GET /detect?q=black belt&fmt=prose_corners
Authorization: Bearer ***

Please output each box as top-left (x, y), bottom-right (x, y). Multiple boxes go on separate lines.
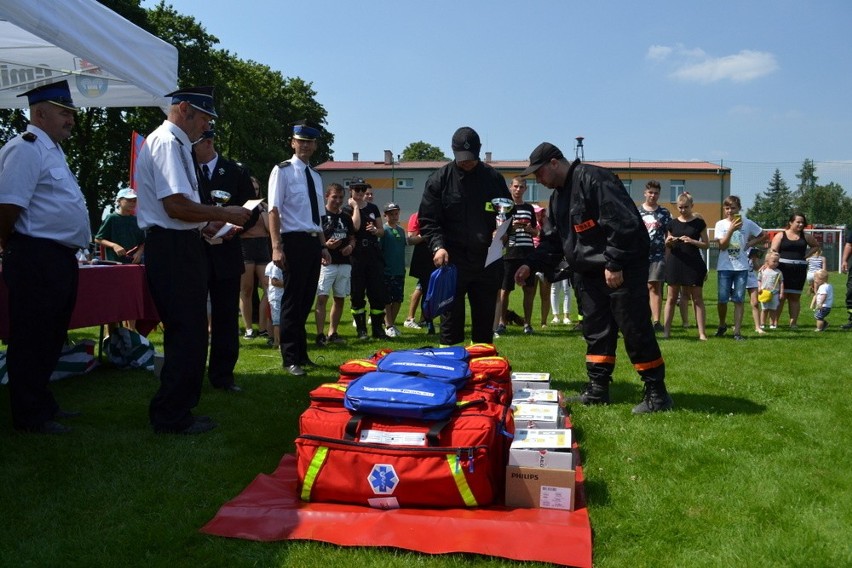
top-left (282, 231), bottom-right (319, 238)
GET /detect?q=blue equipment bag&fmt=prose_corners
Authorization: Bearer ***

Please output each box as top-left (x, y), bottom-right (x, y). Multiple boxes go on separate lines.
top-left (376, 351), bottom-right (471, 387)
top-left (422, 264), bottom-right (457, 320)
top-left (343, 371), bottom-right (459, 420)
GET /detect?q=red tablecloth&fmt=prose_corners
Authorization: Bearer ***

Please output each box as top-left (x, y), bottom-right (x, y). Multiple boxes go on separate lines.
top-left (0, 264), bottom-right (160, 339)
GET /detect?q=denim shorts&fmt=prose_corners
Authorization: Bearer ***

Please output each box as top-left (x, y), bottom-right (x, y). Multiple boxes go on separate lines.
top-left (717, 270), bottom-right (748, 303)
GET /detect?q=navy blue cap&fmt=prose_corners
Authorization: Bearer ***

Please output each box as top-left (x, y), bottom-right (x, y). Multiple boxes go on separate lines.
top-left (17, 80), bottom-right (76, 111)
top-left (451, 126), bottom-right (481, 162)
top-left (165, 86), bottom-right (218, 118)
top-left (293, 119), bottom-right (322, 140)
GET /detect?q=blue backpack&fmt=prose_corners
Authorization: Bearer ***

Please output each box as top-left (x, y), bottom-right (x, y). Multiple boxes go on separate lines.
top-left (343, 371), bottom-right (459, 420)
top-left (422, 264), bottom-right (457, 320)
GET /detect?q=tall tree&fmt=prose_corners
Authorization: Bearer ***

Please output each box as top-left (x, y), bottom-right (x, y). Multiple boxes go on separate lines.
top-left (747, 169), bottom-right (793, 228)
top-left (794, 158), bottom-right (818, 197)
top-left (401, 141), bottom-right (448, 161)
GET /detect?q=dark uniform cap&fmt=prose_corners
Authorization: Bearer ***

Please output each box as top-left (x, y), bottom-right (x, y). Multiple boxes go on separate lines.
top-left (292, 119), bottom-right (322, 140)
top-left (349, 177), bottom-right (368, 190)
top-left (165, 85), bottom-right (218, 118)
top-left (17, 80), bottom-right (76, 111)
top-left (520, 142), bottom-right (565, 176)
top-left (451, 126), bottom-right (481, 162)
top-left (384, 203), bottom-right (400, 213)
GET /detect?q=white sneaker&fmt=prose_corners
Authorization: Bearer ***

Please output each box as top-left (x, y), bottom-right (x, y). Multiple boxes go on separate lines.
top-left (551, 316), bottom-right (560, 324)
top-left (385, 325), bottom-right (401, 337)
top-left (403, 318), bottom-right (420, 329)
top-left (563, 317), bottom-right (572, 325)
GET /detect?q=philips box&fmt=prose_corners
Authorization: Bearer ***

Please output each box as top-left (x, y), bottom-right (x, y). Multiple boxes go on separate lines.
top-left (504, 466), bottom-right (575, 511)
top-left (511, 402), bottom-right (562, 429)
top-left (511, 372), bottom-right (551, 391)
top-left (509, 429), bottom-right (574, 470)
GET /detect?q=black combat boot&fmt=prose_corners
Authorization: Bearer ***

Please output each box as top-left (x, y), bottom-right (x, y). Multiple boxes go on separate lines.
top-left (566, 379), bottom-right (610, 405)
top-left (354, 313), bottom-right (368, 340)
top-left (371, 313), bottom-right (389, 339)
top-left (632, 380), bottom-right (674, 414)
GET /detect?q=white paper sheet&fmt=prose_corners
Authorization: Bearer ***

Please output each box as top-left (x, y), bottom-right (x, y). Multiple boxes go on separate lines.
top-left (485, 220), bottom-right (510, 267)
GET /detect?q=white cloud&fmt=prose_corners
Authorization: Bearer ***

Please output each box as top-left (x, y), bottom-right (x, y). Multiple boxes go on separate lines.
top-left (649, 44), bottom-right (778, 83)
top-left (646, 45), bottom-right (672, 61)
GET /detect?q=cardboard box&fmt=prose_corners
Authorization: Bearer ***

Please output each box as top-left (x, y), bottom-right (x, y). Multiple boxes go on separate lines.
top-left (505, 466), bottom-right (575, 510)
top-left (511, 402), bottom-right (562, 429)
top-left (512, 388), bottom-right (563, 405)
top-left (509, 428), bottom-right (574, 470)
top-left (511, 371), bottom-right (550, 391)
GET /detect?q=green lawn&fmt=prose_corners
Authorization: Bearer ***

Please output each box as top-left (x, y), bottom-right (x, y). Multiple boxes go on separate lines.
top-left (1, 271), bottom-right (850, 568)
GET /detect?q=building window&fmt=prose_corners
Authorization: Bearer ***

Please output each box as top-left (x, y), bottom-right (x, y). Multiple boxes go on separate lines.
top-left (670, 180), bottom-right (685, 202)
top-left (396, 178), bottom-right (414, 190)
top-left (622, 179), bottom-right (632, 197)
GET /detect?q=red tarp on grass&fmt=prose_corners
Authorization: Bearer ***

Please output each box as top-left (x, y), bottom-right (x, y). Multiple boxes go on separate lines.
top-left (201, 454), bottom-right (592, 568)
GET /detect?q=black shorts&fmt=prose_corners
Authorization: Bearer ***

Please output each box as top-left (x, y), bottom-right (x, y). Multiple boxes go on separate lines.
top-left (502, 258), bottom-right (535, 291)
top-left (241, 237), bottom-right (271, 264)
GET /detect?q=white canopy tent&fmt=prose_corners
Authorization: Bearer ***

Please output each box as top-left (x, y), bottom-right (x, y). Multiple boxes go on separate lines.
top-left (0, 0), bottom-right (178, 110)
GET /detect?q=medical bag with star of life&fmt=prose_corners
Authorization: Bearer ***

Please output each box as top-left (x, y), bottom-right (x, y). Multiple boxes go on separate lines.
top-left (295, 364), bottom-right (515, 509)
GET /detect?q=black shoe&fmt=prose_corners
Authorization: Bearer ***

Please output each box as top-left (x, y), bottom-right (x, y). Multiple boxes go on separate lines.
top-left (653, 321), bottom-right (664, 333)
top-left (20, 420), bottom-right (72, 434)
top-left (357, 330), bottom-right (369, 340)
top-left (714, 325), bottom-right (728, 337)
top-left (733, 333), bottom-right (747, 341)
top-left (327, 332), bottom-right (345, 345)
top-left (222, 384), bottom-right (242, 393)
top-left (841, 321), bottom-right (852, 330)
top-left (54, 409), bottom-right (82, 420)
top-left (315, 333), bottom-right (327, 347)
top-left (178, 418), bottom-right (217, 435)
top-left (257, 330), bottom-right (269, 337)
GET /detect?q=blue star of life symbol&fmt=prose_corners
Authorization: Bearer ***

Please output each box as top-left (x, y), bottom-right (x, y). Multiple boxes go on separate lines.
top-left (368, 464), bottom-right (398, 495)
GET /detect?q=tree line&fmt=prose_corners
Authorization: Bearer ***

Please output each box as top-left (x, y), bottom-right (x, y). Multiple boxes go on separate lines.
top-left (747, 159), bottom-right (852, 228)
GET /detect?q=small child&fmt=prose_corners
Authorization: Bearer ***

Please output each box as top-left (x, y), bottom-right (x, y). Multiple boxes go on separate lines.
top-left (811, 269), bottom-right (833, 331)
top-left (805, 252), bottom-right (827, 295)
top-left (265, 261), bottom-right (285, 347)
top-left (758, 252), bottom-right (783, 330)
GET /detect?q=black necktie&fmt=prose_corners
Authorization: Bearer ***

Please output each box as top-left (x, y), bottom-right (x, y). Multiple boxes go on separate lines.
top-left (305, 166), bottom-right (320, 226)
top-left (202, 164), bottom-right (211, 180)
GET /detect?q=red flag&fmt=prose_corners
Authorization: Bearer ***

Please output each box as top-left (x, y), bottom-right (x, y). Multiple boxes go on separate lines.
top-left (129, 131), bottom-right (146, 189)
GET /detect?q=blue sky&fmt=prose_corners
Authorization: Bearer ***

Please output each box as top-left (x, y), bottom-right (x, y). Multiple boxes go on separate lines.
top-left (144, 0), bottom-right (852, 206)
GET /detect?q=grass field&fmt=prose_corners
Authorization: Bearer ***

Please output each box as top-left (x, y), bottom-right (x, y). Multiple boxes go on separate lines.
top-left (1, 271), bottom-right (850, 568)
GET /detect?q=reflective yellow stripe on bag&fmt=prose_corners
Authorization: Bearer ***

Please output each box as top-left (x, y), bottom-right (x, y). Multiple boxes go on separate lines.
top-left (445, 453), bottom-right (478, 507)
top-left (301, 446), bottom-right (329, 502)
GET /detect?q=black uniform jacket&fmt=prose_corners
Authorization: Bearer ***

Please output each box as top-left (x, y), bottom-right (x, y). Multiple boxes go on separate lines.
top-left (418, 161), bottom-right (510, 256)
top-left (527, 160), bottom-right (649, 276)
top-left (196, 156), bottom-right (259, 280)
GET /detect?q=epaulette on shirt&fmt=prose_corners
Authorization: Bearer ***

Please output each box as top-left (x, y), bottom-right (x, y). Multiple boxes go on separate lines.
top-left (277, 161), bottom-right (291, 168)
top-left (22, 132), bottom-right (37, 142)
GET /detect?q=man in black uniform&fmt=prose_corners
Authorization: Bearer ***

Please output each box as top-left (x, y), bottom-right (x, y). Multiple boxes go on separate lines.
top-left (515, 142), bottom-right (673, 414)
top-left (343, 178), bottom-right (387, 340)
top-left (418, 126), bottom-right (511, 346)
top-left (193, 130), bottom-right (258, 392)
top-left (0, 80), bottom-right (90, 434)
